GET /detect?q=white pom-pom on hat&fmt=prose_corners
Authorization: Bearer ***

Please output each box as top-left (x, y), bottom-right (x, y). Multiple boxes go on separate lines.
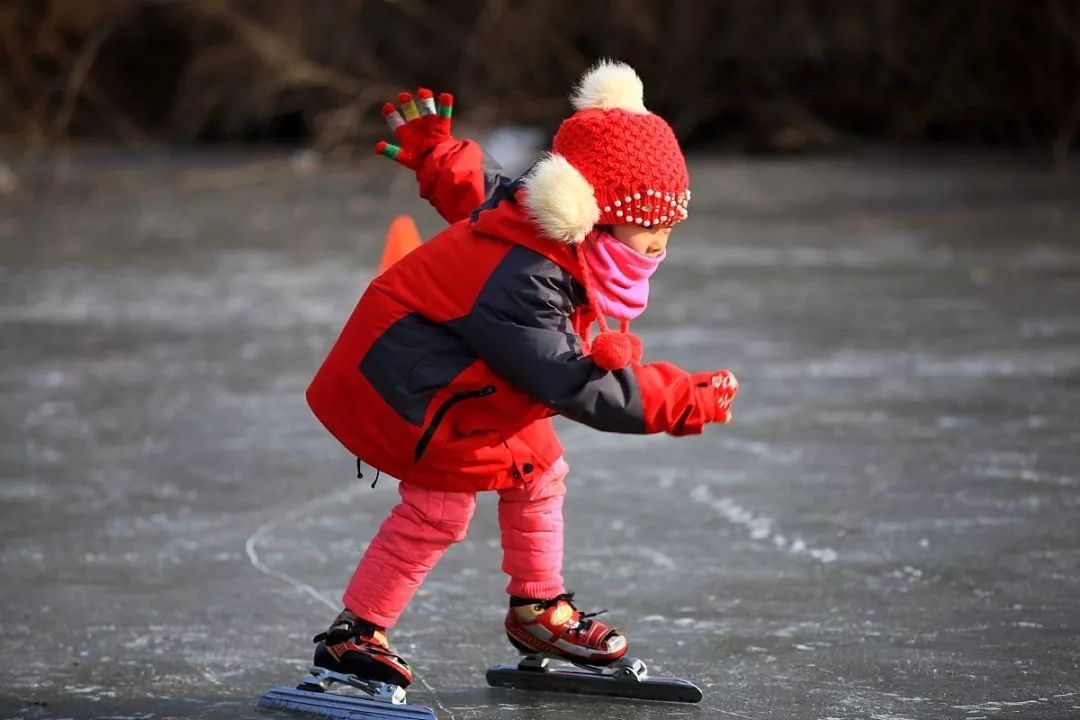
top-left (522, 153), bottom-right (601, 245)
top-left (570, 60), bottom-right (648, 114)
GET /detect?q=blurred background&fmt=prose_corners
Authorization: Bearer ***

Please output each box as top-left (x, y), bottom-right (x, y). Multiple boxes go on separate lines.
top-left (2, 0), bottom-right (1080, 160)
top-left (3, 3), bottom-right (1080, 720)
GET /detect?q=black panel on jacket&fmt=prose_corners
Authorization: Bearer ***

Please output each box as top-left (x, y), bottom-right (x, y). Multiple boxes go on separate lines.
top-left (359, 313), bottom-right (478, 426)
top-left (462, 245), bottom-right (646, 433)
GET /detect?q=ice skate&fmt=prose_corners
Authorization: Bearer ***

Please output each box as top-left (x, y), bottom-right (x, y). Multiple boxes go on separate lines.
top-left (311, 610), bottom-right (413, 688)
top-left (256, 612), bottom-right (435, 720)
top-left (504, 592), bottom-right (627, 665)
top-left (488, 593), bottom-right (702, 703)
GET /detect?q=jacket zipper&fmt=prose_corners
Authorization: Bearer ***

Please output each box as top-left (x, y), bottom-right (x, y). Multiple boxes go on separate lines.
top-left (414, 385), bottom-right (497, 461)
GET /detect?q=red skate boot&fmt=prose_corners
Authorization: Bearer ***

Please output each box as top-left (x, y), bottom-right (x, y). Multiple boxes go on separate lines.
top-left (312, 610), bottom-right (413, 687)
top-left (504, 592), bottom-right (627, 665)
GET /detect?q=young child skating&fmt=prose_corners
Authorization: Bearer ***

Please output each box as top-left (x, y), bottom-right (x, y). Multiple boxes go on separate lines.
top-left (305, 61), bottom-right (739, 687)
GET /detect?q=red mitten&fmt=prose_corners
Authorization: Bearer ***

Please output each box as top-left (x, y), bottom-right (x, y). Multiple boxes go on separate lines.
top-left (690, 369), bottom-right (739, 426)
top-left (633, 363), bottom-right (739, 436)
top-left (374, 89), bottom-right (455, 170)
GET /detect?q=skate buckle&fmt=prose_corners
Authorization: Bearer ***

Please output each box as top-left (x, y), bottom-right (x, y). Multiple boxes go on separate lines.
top-left (300, 666), bottom-right (407, 704)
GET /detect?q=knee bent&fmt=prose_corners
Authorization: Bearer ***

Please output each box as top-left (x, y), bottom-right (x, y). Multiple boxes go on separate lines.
top-left (395, 500), bottom-right (473, 544)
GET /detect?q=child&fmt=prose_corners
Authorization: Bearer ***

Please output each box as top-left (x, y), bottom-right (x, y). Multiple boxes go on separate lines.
top-left (305, 61), bottom-right (739, 687)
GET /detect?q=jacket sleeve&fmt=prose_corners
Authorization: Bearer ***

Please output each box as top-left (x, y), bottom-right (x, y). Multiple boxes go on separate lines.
top-left (460, 246), bottom-right (710, 435)
top-left (416, 139), bottom-right (513, 224)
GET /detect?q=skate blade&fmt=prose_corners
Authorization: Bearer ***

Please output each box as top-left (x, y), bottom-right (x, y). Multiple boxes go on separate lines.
top-left (486, 662), bottom-right (703, 703)
top-left (257, 686), bottom-right (436, 720)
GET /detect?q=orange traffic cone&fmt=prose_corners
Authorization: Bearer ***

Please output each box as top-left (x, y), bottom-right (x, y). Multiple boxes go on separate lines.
top-left (377, 215), bottom-right (422, 276)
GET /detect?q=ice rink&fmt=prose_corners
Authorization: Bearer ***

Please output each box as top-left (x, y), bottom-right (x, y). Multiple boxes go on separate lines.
top-left (2, 152), bottom-right (1079, 719)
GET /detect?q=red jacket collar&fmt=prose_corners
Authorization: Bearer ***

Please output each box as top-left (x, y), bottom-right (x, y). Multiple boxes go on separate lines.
top-left (470, 188), bottom-right (586, 285)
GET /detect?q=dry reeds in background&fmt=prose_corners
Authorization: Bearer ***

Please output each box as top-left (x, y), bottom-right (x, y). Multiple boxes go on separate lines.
top-left (2, 0), bottom-right (1079, 160)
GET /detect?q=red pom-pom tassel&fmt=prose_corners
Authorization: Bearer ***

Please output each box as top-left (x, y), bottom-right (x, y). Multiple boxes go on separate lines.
top-left (591, 331), bottom-right (633, 371)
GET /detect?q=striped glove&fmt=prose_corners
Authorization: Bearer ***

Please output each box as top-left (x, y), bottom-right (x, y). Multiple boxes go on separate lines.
top-left (374, 89), bottom-right (454, 170)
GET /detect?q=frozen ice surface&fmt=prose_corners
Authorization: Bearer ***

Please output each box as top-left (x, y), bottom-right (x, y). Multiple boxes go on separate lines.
top-left (1, 149), bottom-right (1079, 719)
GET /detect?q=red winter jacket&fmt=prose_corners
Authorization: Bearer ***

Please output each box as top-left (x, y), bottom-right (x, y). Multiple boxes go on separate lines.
top-left (306, 139), bottom-right (715, 492)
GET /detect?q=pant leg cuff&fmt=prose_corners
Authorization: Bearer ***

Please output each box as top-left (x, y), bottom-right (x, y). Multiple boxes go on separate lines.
top-left (506, 577), bottom-right (565, 600)
top-left (342, 592), bottom-right (398, 629)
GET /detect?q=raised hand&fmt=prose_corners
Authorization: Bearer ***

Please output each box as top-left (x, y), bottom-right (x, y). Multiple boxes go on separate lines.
top-left (374, 89), bottom-right (455, 170)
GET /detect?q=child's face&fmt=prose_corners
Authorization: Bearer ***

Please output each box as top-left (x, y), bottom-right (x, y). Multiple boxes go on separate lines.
top-left (611, 224), bottom-right (671, 259)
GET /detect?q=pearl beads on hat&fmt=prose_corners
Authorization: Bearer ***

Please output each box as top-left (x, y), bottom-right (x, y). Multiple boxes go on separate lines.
top-left (600, 187), bottom-right (690, 228)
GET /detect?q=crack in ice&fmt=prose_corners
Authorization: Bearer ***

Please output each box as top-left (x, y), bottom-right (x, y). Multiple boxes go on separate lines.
top-left (690, 484), bottom-right (838, 563)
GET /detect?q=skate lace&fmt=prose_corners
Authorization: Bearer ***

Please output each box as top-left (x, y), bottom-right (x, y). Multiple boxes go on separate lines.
top-left (539, 592), bottom-right (609, 636)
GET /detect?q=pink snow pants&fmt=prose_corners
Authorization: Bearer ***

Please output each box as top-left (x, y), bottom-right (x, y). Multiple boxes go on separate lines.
top-left (343, 458), bottom-right (569, 628)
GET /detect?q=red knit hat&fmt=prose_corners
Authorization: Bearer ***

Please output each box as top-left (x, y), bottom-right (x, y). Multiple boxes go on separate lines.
top-left (522, 61), bottom-right (691, 245)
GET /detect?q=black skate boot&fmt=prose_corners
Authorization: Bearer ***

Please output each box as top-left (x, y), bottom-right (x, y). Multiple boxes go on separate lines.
top-left (312, 609), bottom-right (413, 688)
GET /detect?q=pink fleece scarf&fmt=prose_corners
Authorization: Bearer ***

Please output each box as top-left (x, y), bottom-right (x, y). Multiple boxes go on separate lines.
top-left (580, 229), bottom-right (665, 321)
